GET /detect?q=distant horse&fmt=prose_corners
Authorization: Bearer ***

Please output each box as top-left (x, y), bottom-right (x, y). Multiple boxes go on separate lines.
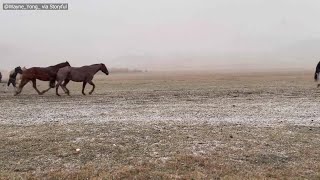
top-left (6, 66), bottom-right (23, 90)
top-left (15, 61), bottom-right (71, 96)
top-left (0, 71), bottom-right (2, 83)
top-left (315, 61), bottom-right (320, 87)
top-left (55, 63), bottom-right (109, 96)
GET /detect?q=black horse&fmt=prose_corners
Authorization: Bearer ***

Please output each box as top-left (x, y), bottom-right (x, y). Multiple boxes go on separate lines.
top-left (7, 66), bottom-right (23, 89)
top-left (315, 61), bottom-right (320, 87)
top-left (0, 71), bottom-right (2, 83)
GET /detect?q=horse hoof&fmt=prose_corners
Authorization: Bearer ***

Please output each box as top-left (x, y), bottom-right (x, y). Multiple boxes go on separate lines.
top-left (56, 94), bottom-right (61, 96)
top-left (89, 92), bottom-right (93, 95)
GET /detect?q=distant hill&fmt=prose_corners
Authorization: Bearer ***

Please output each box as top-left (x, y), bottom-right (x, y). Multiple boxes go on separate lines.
top-left (109, 68), bottom-right (147, 74)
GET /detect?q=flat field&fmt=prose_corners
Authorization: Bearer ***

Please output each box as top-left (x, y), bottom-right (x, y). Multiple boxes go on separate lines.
top-left (0, 71), bottom-right (319, 179)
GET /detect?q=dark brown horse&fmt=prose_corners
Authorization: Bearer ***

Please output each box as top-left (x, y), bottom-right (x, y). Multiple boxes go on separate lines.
top-left (56, 63), bottom-right (109, 96)
top-left (15, 61), bottom-right (70, 95)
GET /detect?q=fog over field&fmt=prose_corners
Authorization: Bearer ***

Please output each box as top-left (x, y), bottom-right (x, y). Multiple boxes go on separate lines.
top-left (2, 1), bottom-right (320, 178)
top-left (1, 0), bottom-right (320, 71)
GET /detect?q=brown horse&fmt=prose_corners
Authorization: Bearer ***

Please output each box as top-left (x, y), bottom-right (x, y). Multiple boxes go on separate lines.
top-left (15, 61), bottom-right (71, 96)
top-left (56, 63), bottom-right (109, 96)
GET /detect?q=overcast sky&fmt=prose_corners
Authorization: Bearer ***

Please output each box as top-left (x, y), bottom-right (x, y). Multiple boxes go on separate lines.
top-left (1, 0), bottom-right (320, 70)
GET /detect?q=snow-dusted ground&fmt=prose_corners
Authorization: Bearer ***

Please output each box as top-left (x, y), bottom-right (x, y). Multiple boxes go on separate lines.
top-left (1, 72), bottom-right (320, 179)
top-left (0, 72), bottom-right (319, 127)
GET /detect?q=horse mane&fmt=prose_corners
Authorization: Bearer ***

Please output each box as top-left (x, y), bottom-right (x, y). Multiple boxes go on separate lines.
top-left (81, 63), bottom-right (103, 68)
top-left (49, 61), bottom-right (70, 68)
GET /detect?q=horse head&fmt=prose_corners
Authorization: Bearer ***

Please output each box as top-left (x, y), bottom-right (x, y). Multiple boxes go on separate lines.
top-left (100, 63), bottom-right (109, 75)
top-left (15, 66), bottom-right (23, 74)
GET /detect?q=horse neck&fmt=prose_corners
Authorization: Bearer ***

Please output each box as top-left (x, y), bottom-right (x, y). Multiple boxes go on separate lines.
top-left (90, 64), bottom-right (102, 75)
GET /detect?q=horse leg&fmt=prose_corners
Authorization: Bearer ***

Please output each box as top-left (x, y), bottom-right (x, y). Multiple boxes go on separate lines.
top-left (14, 78), bottom-right (29, 96)
top-left (62, 79), bottom-right (70, 95)
top-left (31, 79), bottom-right (44, 95)
top-left (12, 81), bottom-right (17, 91)
top-left (41, 87), bottom-right (52, 95)
top-left (82, 82), bottom-right (87, 95)
top-left (40, 81), bottom-right (55, 94)
top-left (318, 84), bottom-right (320, 88)
top-left (50, 80), bottom-right (56, 88)
top-left (6, 81), bottom-right (10, 92)
top-left (88, 81), bottom-right (95, 95)
top-left (6, 79), bottom-right (13, 92)
top-left (55, 80), bottom-right (63, 96)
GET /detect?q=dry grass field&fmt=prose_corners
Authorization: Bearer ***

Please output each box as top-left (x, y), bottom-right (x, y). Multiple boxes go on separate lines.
top-left (0, 71), bottom-right (319, 179)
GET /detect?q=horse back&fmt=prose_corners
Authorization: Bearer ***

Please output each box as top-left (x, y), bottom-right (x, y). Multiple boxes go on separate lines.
top-left (22, 67), bottom-right (56, 81)
top-left (56, 66), bottom-right (72, 80)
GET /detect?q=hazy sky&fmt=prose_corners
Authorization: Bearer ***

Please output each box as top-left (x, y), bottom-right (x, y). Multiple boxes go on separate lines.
top-left (1, 0), bottom-right (320, 70)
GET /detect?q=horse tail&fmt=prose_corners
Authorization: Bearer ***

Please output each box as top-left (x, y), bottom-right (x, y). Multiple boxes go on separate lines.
top-left (50, 80), bottom-right (56, 88)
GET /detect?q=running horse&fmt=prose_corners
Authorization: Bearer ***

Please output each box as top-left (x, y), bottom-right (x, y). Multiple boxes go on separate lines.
top-left (55, 63), bottom-right (109, 96)
top-left (15, 61), bottom-right (70, 95)
top-left (315, 61), bottom-right (320, 88)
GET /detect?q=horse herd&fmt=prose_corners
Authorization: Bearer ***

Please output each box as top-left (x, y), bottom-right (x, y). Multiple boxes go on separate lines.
top-left (2, 62), bottom-right (109, 96)
top-left (2, 61), bottom-right (320, 96)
